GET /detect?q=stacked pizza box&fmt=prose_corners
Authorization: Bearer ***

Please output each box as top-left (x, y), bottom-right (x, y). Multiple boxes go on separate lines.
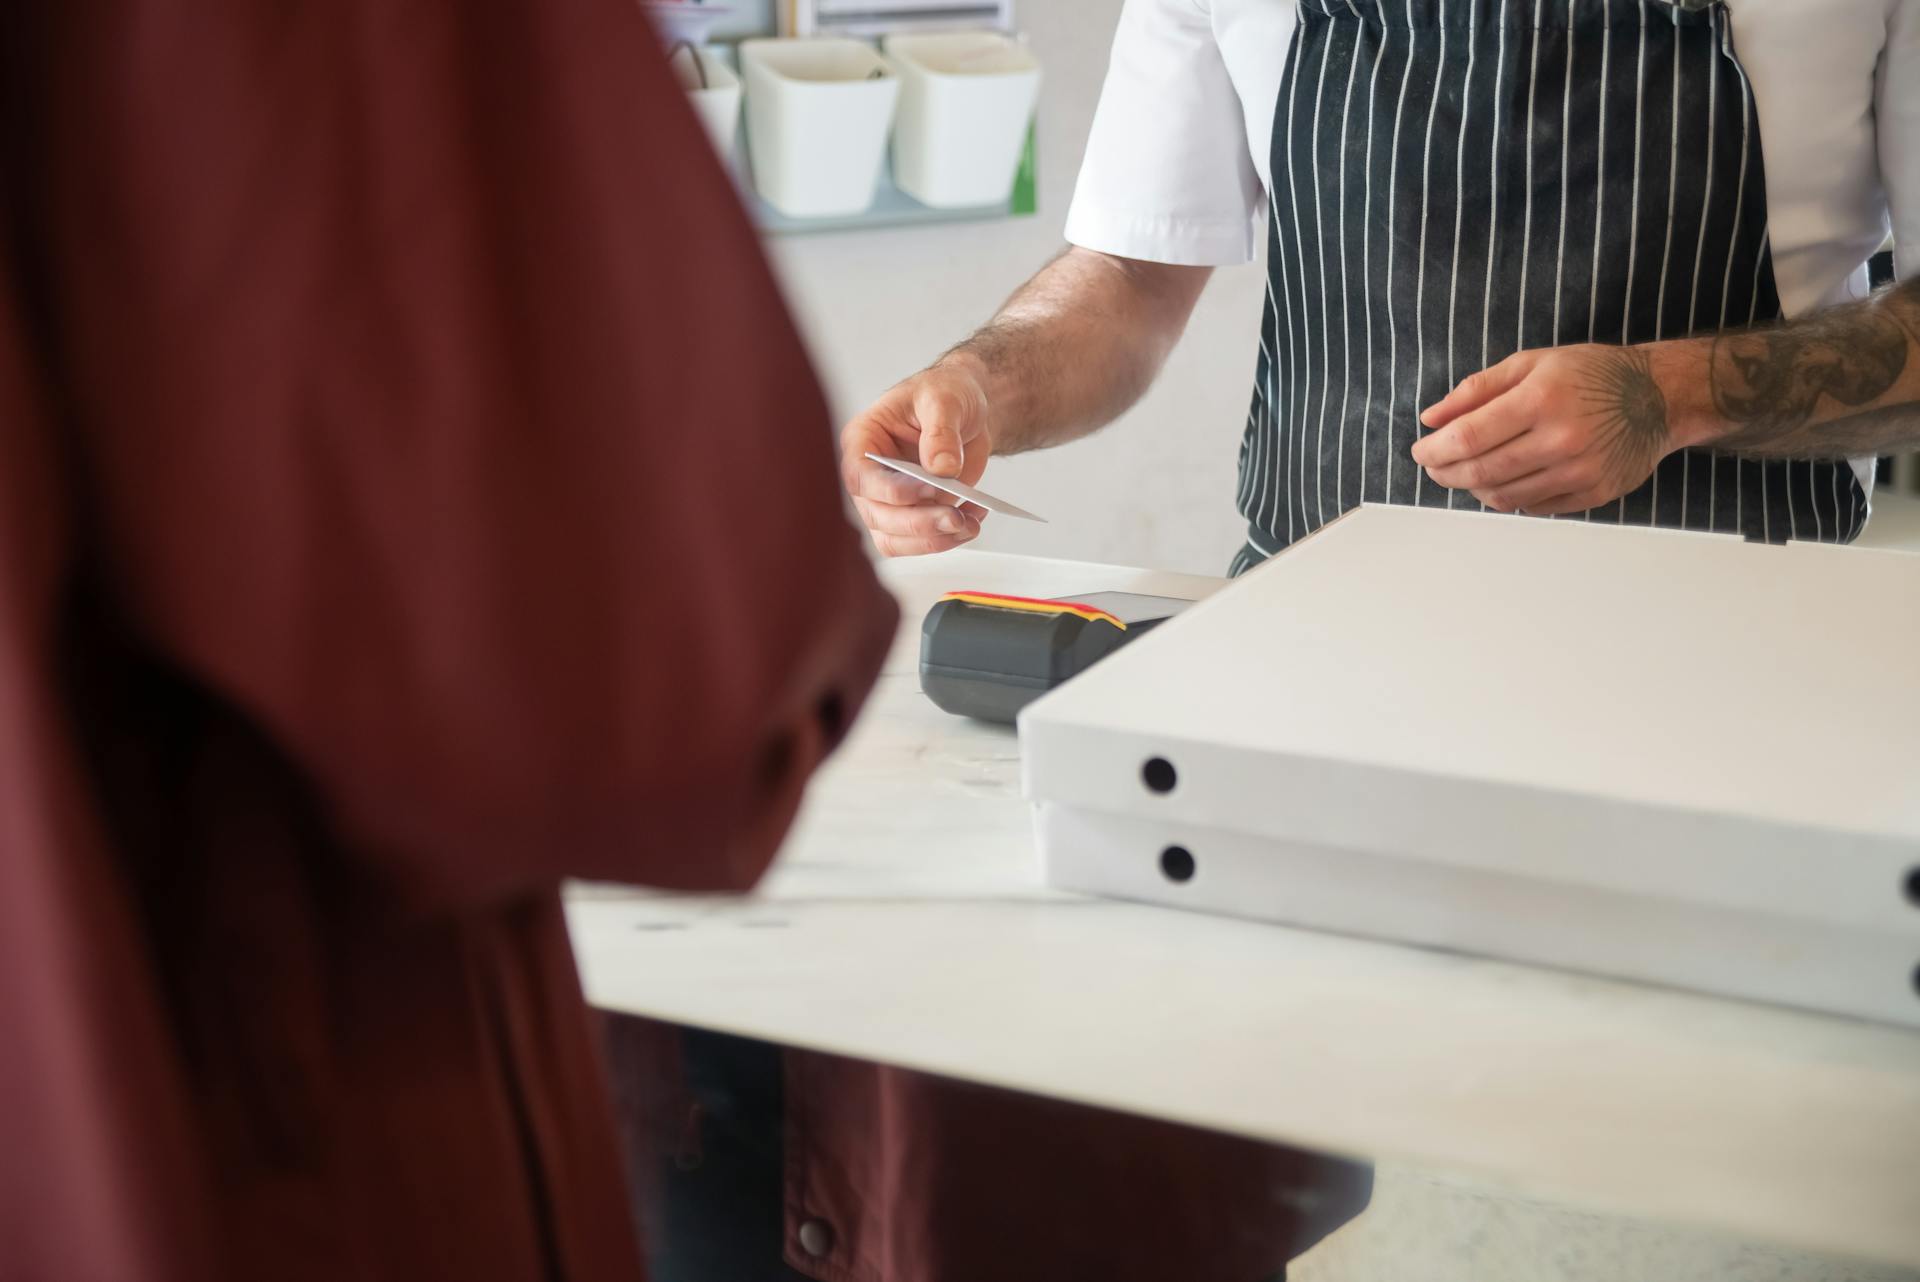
top-left (1020, 504), bottom-right (1920, 1028)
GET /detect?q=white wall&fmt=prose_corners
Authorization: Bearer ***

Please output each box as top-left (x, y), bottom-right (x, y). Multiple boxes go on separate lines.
top-left (762, 0), bottom-right (1266, 576)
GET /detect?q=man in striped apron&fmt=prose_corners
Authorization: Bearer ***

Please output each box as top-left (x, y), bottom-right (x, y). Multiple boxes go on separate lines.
top-left (844, 0), bottom-right (1920, 575)
top-left (813, 5), bottom-right (1920, 1282)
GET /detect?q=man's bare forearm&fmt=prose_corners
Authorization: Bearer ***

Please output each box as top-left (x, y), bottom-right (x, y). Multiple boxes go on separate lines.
top-left (1686, 275), bottom-right (1920, 459)
top-left (934, 247), bottom-right (1211, 455)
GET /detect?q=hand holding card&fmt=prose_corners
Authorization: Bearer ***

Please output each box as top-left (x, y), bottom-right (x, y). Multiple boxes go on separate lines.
top-left (838, 364), bottom-right (1022, 556)
top-left (863, 452), bottom-right (1048, 523)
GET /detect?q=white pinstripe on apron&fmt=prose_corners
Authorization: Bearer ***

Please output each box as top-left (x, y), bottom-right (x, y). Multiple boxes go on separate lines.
top-left (1230, 0), bottom-right (1867, 575)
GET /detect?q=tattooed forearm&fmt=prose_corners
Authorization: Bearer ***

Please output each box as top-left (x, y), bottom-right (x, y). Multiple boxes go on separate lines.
top-left (1711, 314), bottom-right (1905, 433)
top-left (1577, 346), bottom-right (1672, 488)
top-left (1705, 278), bottom-right (1920, 459)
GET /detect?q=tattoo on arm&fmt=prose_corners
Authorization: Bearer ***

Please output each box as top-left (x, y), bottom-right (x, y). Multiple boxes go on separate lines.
top-left (1577, 346), bottom-right (1672, 489)
top-left (1707, 279), bottom-right (1920, 459)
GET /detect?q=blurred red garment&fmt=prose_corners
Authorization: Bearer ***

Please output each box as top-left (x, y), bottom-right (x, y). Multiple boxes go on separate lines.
top-left (0, 5), bottom-right (893, 1281)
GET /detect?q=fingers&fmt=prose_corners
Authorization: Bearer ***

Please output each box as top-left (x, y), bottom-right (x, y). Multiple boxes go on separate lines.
top-left (912, 380), bottom-right (974, 477)
top-left (843, 451), bottom-right (946, 506)
top-left (1470, 466), bottom-right (1582, 513)
top-left (871, 531), bottom-right (972, 557)
top-left (1410, 384), bottom-right (1541, 471)
top-left (1420, 349), bottom-right (1542, 429)
top-left (1421, 424), bottom-right (1566, 492)
top-left (852, 495), bottom-right (983, 556)
top-left (845, 449), bottom-right (983, 556)
top-left (840, 411), bottom-right (954, 505)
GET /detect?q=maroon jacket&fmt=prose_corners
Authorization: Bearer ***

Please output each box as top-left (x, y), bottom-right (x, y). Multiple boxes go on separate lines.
top-left (0, 6), bottom-right (1370, 1280)
top-left (0, 5), bottom-right (893, 1279)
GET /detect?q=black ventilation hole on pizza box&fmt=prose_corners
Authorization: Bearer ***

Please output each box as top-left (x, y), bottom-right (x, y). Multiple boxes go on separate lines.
top-left (1142, 757), bottom-right (1178, 794)
top-left (1904, 866), bottom-right (1920, 909)
top-left (1912, 960), bottom-right (1920, 1000)
top-left (1160, 845), bottom-right (1196, 884)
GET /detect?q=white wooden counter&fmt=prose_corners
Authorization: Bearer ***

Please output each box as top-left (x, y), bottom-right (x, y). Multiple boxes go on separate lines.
top-left (569, 507), bottom-right (1920, 1269)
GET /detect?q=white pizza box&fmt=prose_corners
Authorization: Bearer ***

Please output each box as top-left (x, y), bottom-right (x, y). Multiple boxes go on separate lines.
top-left (1018, 505), bottom-right (1920, 1027)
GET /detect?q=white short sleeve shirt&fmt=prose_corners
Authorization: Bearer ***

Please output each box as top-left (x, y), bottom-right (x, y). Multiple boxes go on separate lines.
top-left (1065, 0), bottom-right (1920, 315)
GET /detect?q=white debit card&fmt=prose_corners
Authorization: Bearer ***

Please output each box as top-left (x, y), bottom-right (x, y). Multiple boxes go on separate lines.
top-left (863, 452), bottom-right (1048, 523)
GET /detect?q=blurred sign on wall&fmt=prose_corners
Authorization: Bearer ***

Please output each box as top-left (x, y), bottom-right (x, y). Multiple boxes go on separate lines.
top-left (785, 0), bottom-right (1015, 37)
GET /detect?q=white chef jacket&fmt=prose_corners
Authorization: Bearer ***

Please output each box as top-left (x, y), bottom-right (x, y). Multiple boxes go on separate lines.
top-left (1065, 0), bottom-right (1919, 318)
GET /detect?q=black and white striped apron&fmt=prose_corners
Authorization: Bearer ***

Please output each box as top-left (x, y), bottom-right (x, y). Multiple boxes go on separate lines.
top-left (1230, 0), bottom-right (1868, 575)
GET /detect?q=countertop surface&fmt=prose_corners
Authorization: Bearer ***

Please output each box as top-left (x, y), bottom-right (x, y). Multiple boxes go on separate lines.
top-left (570, 503), bottom-right (1920, 1269)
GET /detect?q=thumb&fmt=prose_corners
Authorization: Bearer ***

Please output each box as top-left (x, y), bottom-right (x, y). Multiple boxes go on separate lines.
top-left (912, 380), bottom-right (973, 478)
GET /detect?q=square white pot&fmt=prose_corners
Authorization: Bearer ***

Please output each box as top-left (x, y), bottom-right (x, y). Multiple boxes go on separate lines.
top-left (740, 38), bottom-right (900, 219)
top-left (883, 31), bottom-right (1039, 210)
top-left (670, 45), bottom-right (741, 160)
